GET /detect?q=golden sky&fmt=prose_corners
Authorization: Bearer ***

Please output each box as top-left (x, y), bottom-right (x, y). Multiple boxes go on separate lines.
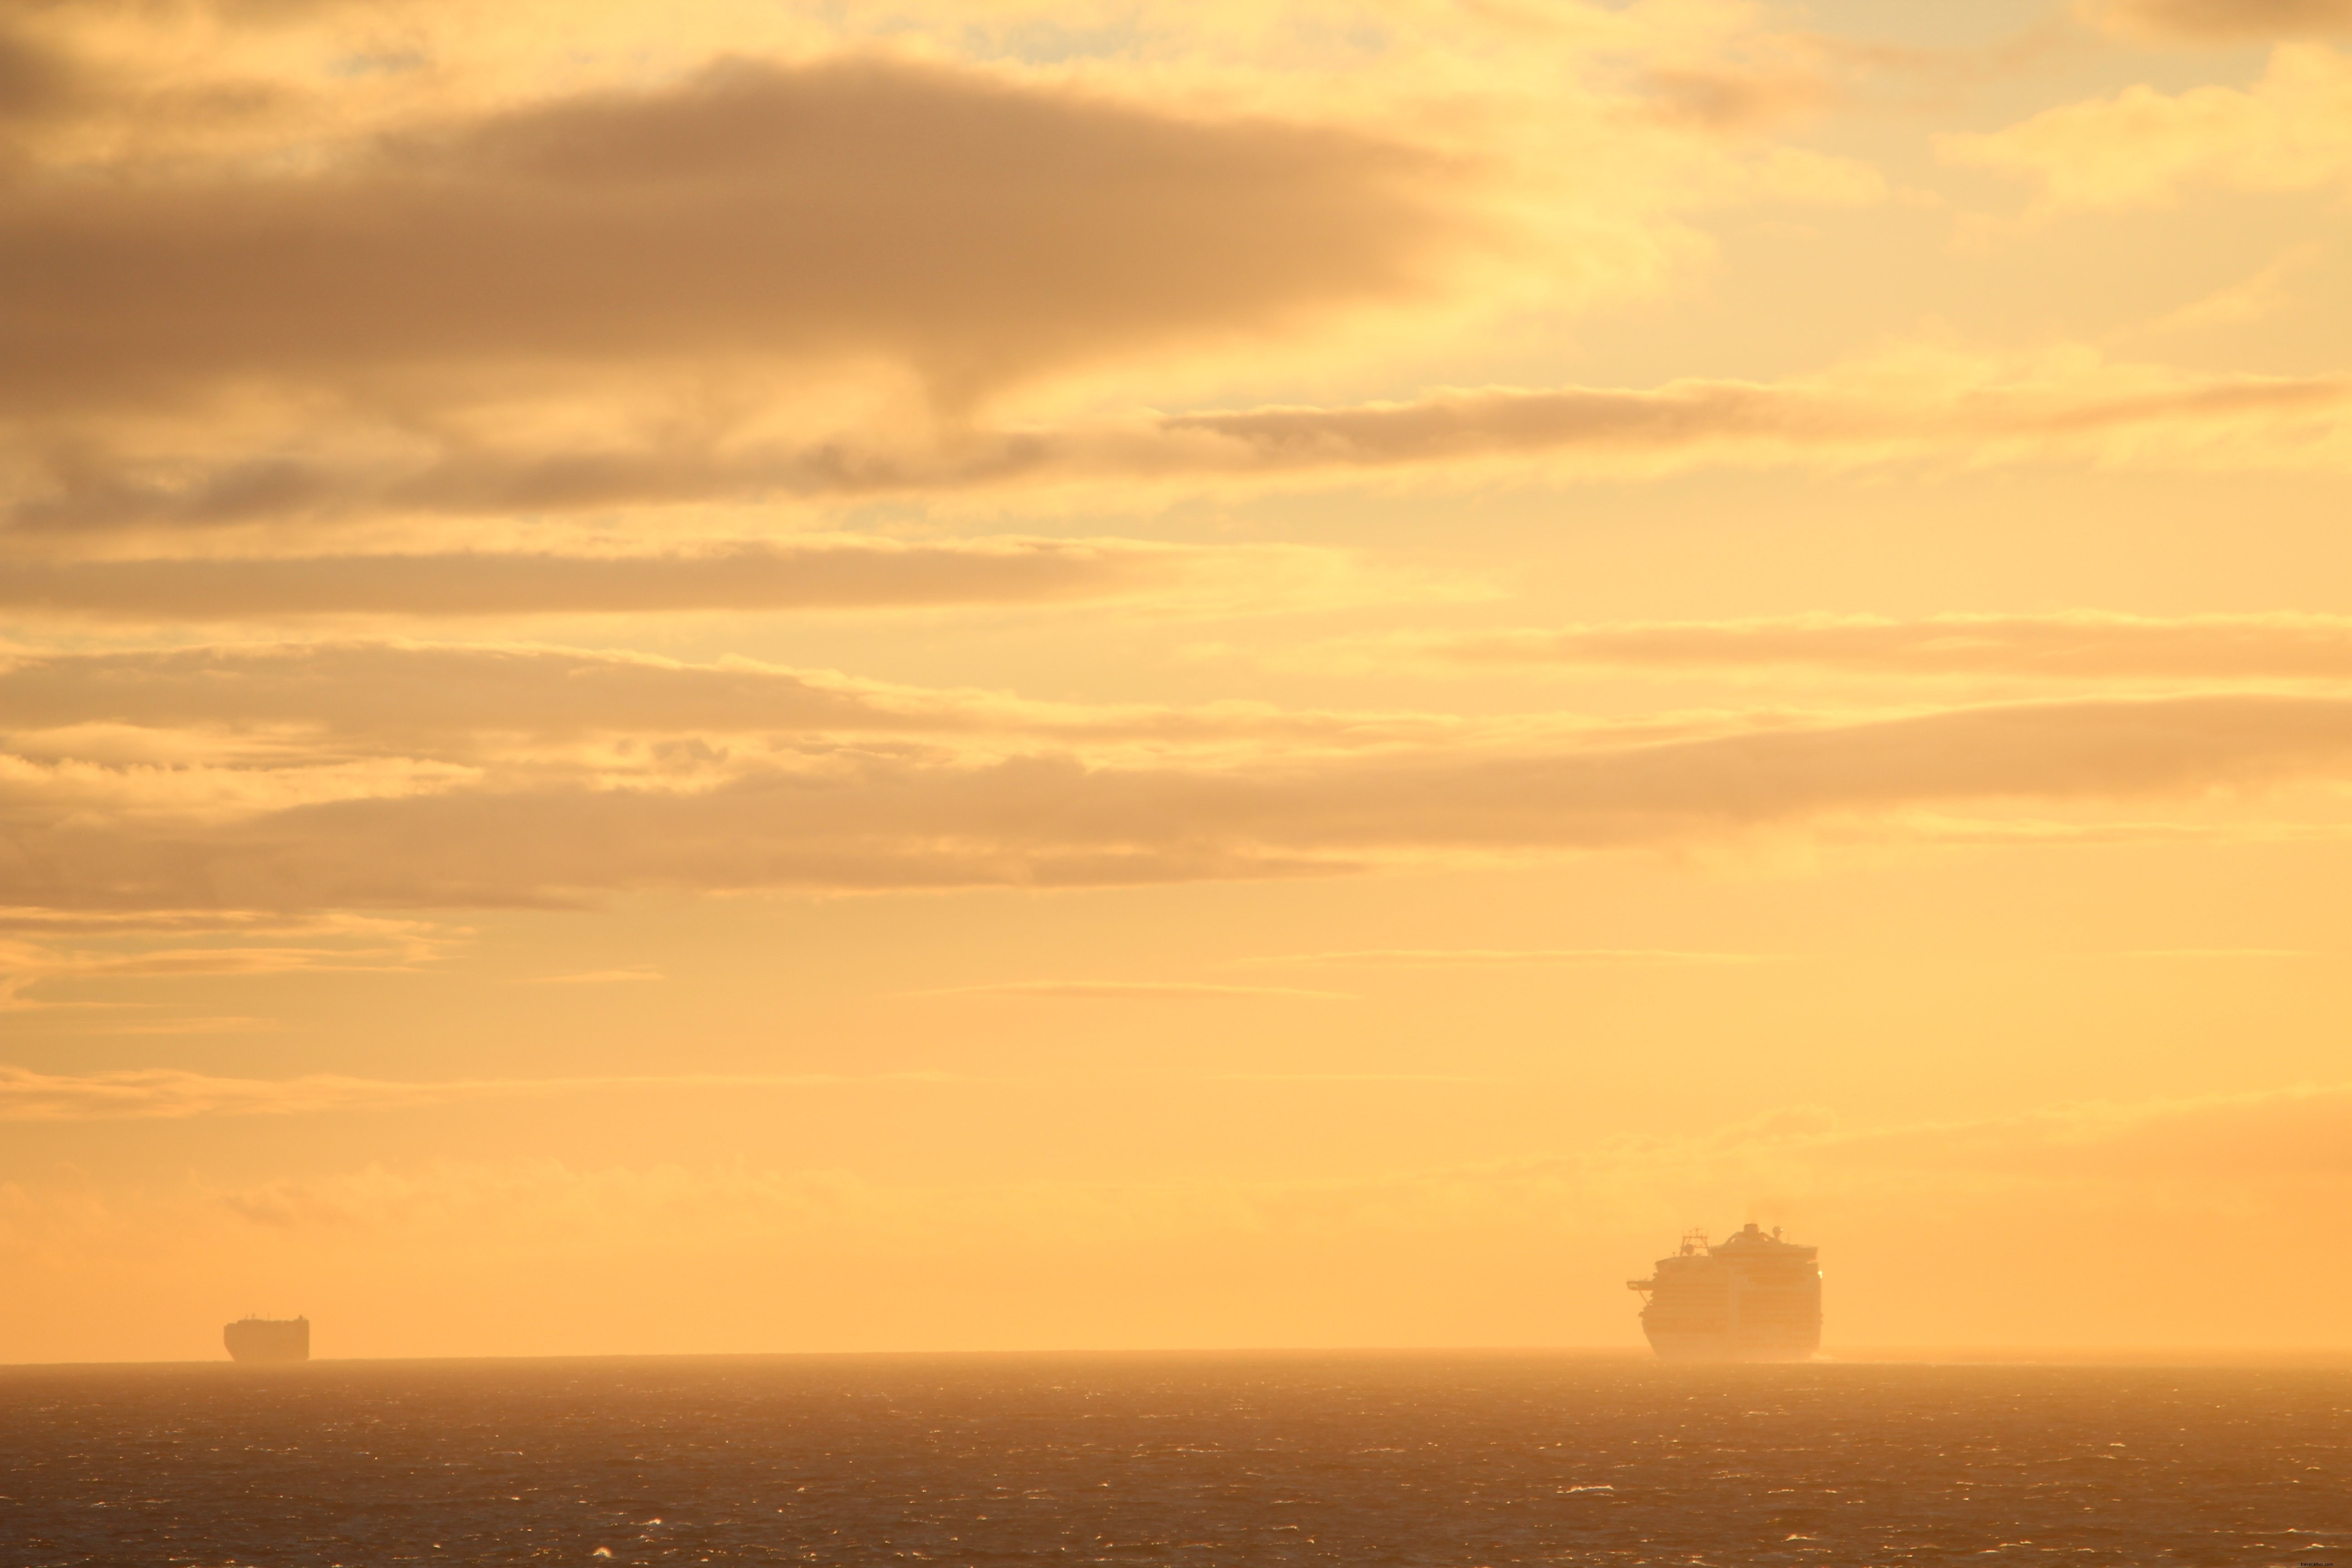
top-left (6, 0), bottom-right (2352, 1362)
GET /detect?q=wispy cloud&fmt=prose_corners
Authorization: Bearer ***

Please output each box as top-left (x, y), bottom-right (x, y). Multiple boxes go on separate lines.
top-left (0, 1066), bottom-right (966, 1122)
top-left (1378, 612), bottom-right (2352, 682)
top-left (0, 913), bottom-right (456, 1017)
top-left (2103, 947), bottom-right (2315, 959)
top-left (1243, 949), bottom-right (1776, 967)
top-left (0, 639), bottom-right (1502, 752)
top-left (15, 692), bottom-right (2352, 909)
top-left (921, 981), bottom-right (1361, 1002)
top-left (0, 539), bottom-right (1306, 621)
top-left (2087, 0), bottom-right (2352, 44)
top-left (526, 968), bottom-right (666, 985)
top-left (56, 1016), bottom-right (278, 1037)
top-left (22, 352), bottom-right (2352, 539)
top-left (2144, 244), bottom-right (2324, 336)
top-left (1200, 1073), bottom-right (1504, 1084)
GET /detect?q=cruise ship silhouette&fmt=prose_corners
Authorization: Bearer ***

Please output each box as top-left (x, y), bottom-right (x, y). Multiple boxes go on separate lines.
top-left (1627, 1224), bottom-right (1820, 1361)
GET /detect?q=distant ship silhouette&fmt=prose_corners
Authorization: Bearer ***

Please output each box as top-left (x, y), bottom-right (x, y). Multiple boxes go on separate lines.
top-left (1627, 1224), bottom-right (1821, 1362)
top-left (223, 1316), bottom-right (310, 1363)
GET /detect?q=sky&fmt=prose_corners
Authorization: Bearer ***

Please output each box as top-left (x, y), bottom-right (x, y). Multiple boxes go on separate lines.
top-left (5, 0), bottom-right (2352, 1363)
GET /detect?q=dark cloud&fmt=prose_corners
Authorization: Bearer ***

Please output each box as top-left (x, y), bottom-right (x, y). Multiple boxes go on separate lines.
top-left (10, 693), bottom-right (2352, 909)
top-left (0, 19), bottom-right (89, 132)
top-left (0, 54), bottom-right (1461, 414)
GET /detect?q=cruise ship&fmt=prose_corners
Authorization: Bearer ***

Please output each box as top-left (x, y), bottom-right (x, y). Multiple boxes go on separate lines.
top-left (223, 1316), bottom-right (310, 1363)
top-left (1626, 1224), bottom-right (1820, 1361)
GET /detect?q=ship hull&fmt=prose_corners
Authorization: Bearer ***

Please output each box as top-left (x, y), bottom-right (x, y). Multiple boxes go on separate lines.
top-left (223, 1318), bottom-right (310, 1363)
top-left (1642, 1327), bottom-right (1818, 1363)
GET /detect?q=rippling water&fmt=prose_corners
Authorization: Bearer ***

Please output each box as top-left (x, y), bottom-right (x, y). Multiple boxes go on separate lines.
top-left (2, 1352), bottom-right (2346, 1565)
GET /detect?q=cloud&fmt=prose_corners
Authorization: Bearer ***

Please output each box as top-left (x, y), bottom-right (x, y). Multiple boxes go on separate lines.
top-left (2105, 946), bottom-right (2313, 958)
top-left (0, 17), bottom-right (94, 137)
top-left (0, 911), bottom-right (451, 1010)
top-left (11, 692), bottom-right (2352, 910)
top-left (62, 1014), bottom-right (278, 1036)
top-left (923, 981), bottom-right (1358, 1001)
top-left (0, 639), bottom-right (1504, 755)
top-left (1943, 44), bottom-right (2352, 207)
top-left (2090, 0), bottom-right (2352, 43)
top-left (1391, 612), bottom-right (2352, 682)
top-left (2, 54), bottom-right (1466, 418)
top-left (527, 967), bottom-right (665, 985)
top-left (16, 344), bottom-right (2350, 539)
top-left (0, 3), bottom-right (1890, 552)
top-left (1777, 1083), bottom-right (2352, 1182)
top-left (0, 1065), bottom-right (961, 1121)
top-left (0, 940), bottom-right (413, 981)
top-left (0, 538), bottom-right (1297, 620)
top-left (2144, 243), bottom-right (2323, 335)
top-left (0, 908), bottom-right (447, 939)
top-left (1244, 949), bottom-right (1773, 966)
top-left (1142, 356), bottom-right (2352, 477)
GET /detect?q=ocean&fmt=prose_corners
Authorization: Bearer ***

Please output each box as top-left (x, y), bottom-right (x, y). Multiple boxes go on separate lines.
top-left (0, 1352), bottom-right (2345, 1566)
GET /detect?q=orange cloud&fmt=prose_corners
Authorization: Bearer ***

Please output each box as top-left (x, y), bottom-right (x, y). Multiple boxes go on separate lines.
top-left (18, 351), bottom-right (2348, 537)
top-left (0, 639), bottom-right (1497, 750)
top-left (2089, 0), bottom-right (2352, 42)
top-left (1245, 949), bottom-right (1775, 966)
top-left (13, 692), bottom-right (2352, 910)
top-left (0, 538), bottom-right (1297, 620)
top-left (0, 1065), bottom-right (960, 1121)
top-left (1944, 44), bottom-right (2352, 207)
top-left (923, 981), bottom-right (1358, 1001)
top-left (1391, 612), bottom-right (2352, 681)
top-left (3, 55), bottom-right (1465, 417)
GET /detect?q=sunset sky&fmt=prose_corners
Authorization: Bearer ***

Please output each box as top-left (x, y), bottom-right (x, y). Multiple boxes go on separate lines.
top-left (6, 0), bottom-right (2352, 1362)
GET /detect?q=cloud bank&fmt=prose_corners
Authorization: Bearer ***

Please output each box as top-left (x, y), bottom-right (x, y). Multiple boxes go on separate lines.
top-left (11, 692), bottom-right (2352, 910)
top-left (17, 352), bottom-right (2350, 542)
top-left (3, 55), bottom-right (1461, 416)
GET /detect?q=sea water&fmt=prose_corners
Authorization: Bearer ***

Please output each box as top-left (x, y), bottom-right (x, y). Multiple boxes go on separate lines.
top-left (0, 1352), bottom-right (2345, 1565)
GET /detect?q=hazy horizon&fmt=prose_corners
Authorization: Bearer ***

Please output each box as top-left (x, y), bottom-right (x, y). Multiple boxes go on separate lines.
top-left (8, 0), bottom-right (2352, 1365)
top-left (15, 1345), bottom-right (2352, 1371)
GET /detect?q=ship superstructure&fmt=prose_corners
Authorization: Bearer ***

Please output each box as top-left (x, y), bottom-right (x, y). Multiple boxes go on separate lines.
top-left (223, 1316), bottom-right (310, 1363)
top-left (1626, 1224), bottom-right (1819, 1362)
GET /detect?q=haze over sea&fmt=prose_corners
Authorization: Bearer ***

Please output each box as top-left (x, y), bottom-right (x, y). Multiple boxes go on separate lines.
top-left (3, 1352), bottom-right (2346, 1567)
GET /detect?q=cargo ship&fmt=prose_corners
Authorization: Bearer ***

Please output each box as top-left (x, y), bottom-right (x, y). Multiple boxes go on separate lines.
top-left (1626, 1224), bottom-right (1820, 1361)
top-left (223, 1316), bottom-right (310, 1363)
